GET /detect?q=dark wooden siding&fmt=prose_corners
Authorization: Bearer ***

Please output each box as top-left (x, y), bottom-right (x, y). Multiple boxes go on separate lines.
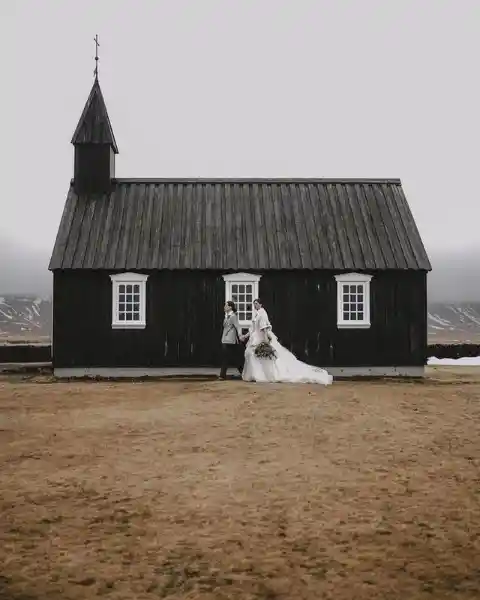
top-left (74, 145), bottom-right (114, 194)
top-left (52, 270), bottom-right (427, 369)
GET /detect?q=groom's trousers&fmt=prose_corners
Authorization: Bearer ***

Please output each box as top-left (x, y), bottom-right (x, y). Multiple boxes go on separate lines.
top-left (220, 342), bottom-right (244, 378)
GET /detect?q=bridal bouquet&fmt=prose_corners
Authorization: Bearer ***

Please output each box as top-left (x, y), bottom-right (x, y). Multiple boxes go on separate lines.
top-left (254, 341), bottom-right (277, 360)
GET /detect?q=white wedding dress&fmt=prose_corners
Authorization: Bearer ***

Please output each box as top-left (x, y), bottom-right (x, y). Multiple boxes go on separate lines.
top-left (242, 308), bottom-right (333, 384)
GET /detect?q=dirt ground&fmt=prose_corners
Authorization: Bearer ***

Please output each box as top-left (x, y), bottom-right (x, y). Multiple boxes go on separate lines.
top-left (0, 370), bottom-right (479, 600)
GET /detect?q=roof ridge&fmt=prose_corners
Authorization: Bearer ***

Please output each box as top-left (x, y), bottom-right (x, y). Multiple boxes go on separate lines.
top-left (105, 177), bottom-right (402, 185)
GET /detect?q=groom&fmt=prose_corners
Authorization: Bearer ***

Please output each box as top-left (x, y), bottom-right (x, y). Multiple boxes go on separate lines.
top-left (219, 300), bottom-right (245, 380)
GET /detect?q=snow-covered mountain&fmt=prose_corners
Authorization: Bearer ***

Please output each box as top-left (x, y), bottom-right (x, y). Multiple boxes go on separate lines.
top-left (0, 295), bottom-right (479, 343)
top-left (0, 295), bottom-right (51, 341)
top-left (428, 302), bottom-right (480, 343)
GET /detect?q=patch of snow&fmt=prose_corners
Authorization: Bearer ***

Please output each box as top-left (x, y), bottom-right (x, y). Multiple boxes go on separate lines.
top-left (0, 309), bottom-right (12, 319)
top-left (428, 356), bottom-right (480, 366)
top-left (463, 308), bottom-right (480, 326)
top-left (428, 313), bottom-right (451, 327)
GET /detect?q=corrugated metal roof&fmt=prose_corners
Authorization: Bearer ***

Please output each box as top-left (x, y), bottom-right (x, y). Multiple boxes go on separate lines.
top-left (49, 178), bottom-right (431, 271)
top-left (71, 78), bottom-right (119, 153)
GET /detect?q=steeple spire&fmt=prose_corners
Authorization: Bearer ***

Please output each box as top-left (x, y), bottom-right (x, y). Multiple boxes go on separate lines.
top-left (94, 34), bottom-right (100, 79)
top-left (71, 77), bottom-right (118, 153)
top-left (71, 38), bottom-right (118, 194)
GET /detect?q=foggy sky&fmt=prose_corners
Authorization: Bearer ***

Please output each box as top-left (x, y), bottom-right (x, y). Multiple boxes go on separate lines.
top-left (1, 1), bottom-right (479, 298)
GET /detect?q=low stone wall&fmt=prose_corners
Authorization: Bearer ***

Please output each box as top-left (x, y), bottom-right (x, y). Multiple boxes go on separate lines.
top-left (0, 344), bottom-right (51, 364)
top-left (427, 343), bottom-right (480, 359)
top-left (0, 343), bottom-right (479, 365)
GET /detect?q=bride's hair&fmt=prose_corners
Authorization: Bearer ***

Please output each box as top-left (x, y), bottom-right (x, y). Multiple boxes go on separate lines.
top-left (254, 298), bottom-right (263, 306)
top-left (226, 300), bottom-right (237, 313)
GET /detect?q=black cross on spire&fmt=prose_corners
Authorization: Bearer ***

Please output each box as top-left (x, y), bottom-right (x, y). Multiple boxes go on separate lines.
top-left (94, 35), bottom-right (100, 79)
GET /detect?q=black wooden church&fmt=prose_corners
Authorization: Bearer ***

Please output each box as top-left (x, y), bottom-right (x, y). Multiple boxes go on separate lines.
top-left (49, 71), bottom-right (432, 378)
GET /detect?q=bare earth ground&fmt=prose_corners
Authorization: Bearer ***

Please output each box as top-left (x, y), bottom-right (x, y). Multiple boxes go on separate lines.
top-left (0, 370), bottom-right (479, 600)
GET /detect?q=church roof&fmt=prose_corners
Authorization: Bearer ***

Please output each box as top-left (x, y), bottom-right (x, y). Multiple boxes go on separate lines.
top-left (71, 78), bottom-right (118, 153)
top-left (49, 178), bottom-right (431, 271)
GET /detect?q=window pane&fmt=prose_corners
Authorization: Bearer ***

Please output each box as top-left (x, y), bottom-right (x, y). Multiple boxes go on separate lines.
top-left (338, 280), bottom-right (369, 323)
top-left (133, 312), bottom-right (140, 320)
top-left (126, 285), bottom-right (133, 294)
top-left (227, 280), bottom-right (258, 321)
top-left (119, 284), bottom-right (126, 294)
top-left (133, 293), bottom-right (140, 302)
top-left (133, 303), bottom-right (140, 312)
top-left (126, 313), bottom-right (132, 321)
top-left (126, 303), bottom-right (132, 311)
top-left (119, 293), bottom-right (125, 302)
top-left (119, 303), bottom-right (125, 312)
top-left (119, 313), bottom-right (125, 321)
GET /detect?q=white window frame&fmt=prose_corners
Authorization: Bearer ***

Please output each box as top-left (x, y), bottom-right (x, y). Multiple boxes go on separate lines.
top-left (334, 272), bottom-right (372, 329)
top-left (109, 272), bottom-right (149, 329)
top-left (222, 272), bottom-right (262, 329)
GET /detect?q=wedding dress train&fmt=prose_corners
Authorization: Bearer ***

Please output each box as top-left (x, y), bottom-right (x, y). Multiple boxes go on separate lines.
top-left (242, 308), bottom-right (333, 385)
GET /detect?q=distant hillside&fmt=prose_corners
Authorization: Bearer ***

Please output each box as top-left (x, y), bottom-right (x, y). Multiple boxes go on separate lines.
top-left (428, 302), bottom-right (480, 343)
top-left (0, 295), bottom-right (51, 341)
top-left (0, 295), bottom-right (479, 344)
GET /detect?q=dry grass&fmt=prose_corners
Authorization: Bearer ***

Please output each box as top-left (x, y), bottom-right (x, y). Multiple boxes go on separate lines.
top-left (0, 371), bottom-right (479, 600)
top-left (428, 332), bottom-right (480, 344)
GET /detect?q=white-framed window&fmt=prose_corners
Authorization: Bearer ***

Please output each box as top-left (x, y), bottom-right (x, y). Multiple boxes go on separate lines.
top-left (222, 272), bottom-right (262, 329)
top-left (334, 273), bottom-right (372, 329)
top-left (109, 272), bottom-right (149, 329)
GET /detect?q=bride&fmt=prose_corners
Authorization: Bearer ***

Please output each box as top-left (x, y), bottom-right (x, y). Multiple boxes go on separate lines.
top-left (241, 299), bottom-right (333, 384)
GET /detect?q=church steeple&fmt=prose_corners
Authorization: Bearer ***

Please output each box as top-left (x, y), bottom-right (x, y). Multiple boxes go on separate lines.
top-left (71, 37), bottom-right (118, 194)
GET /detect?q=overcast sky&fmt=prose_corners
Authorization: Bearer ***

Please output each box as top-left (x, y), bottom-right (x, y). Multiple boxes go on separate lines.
top-left (1, 0), bottom-right (479, 259)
